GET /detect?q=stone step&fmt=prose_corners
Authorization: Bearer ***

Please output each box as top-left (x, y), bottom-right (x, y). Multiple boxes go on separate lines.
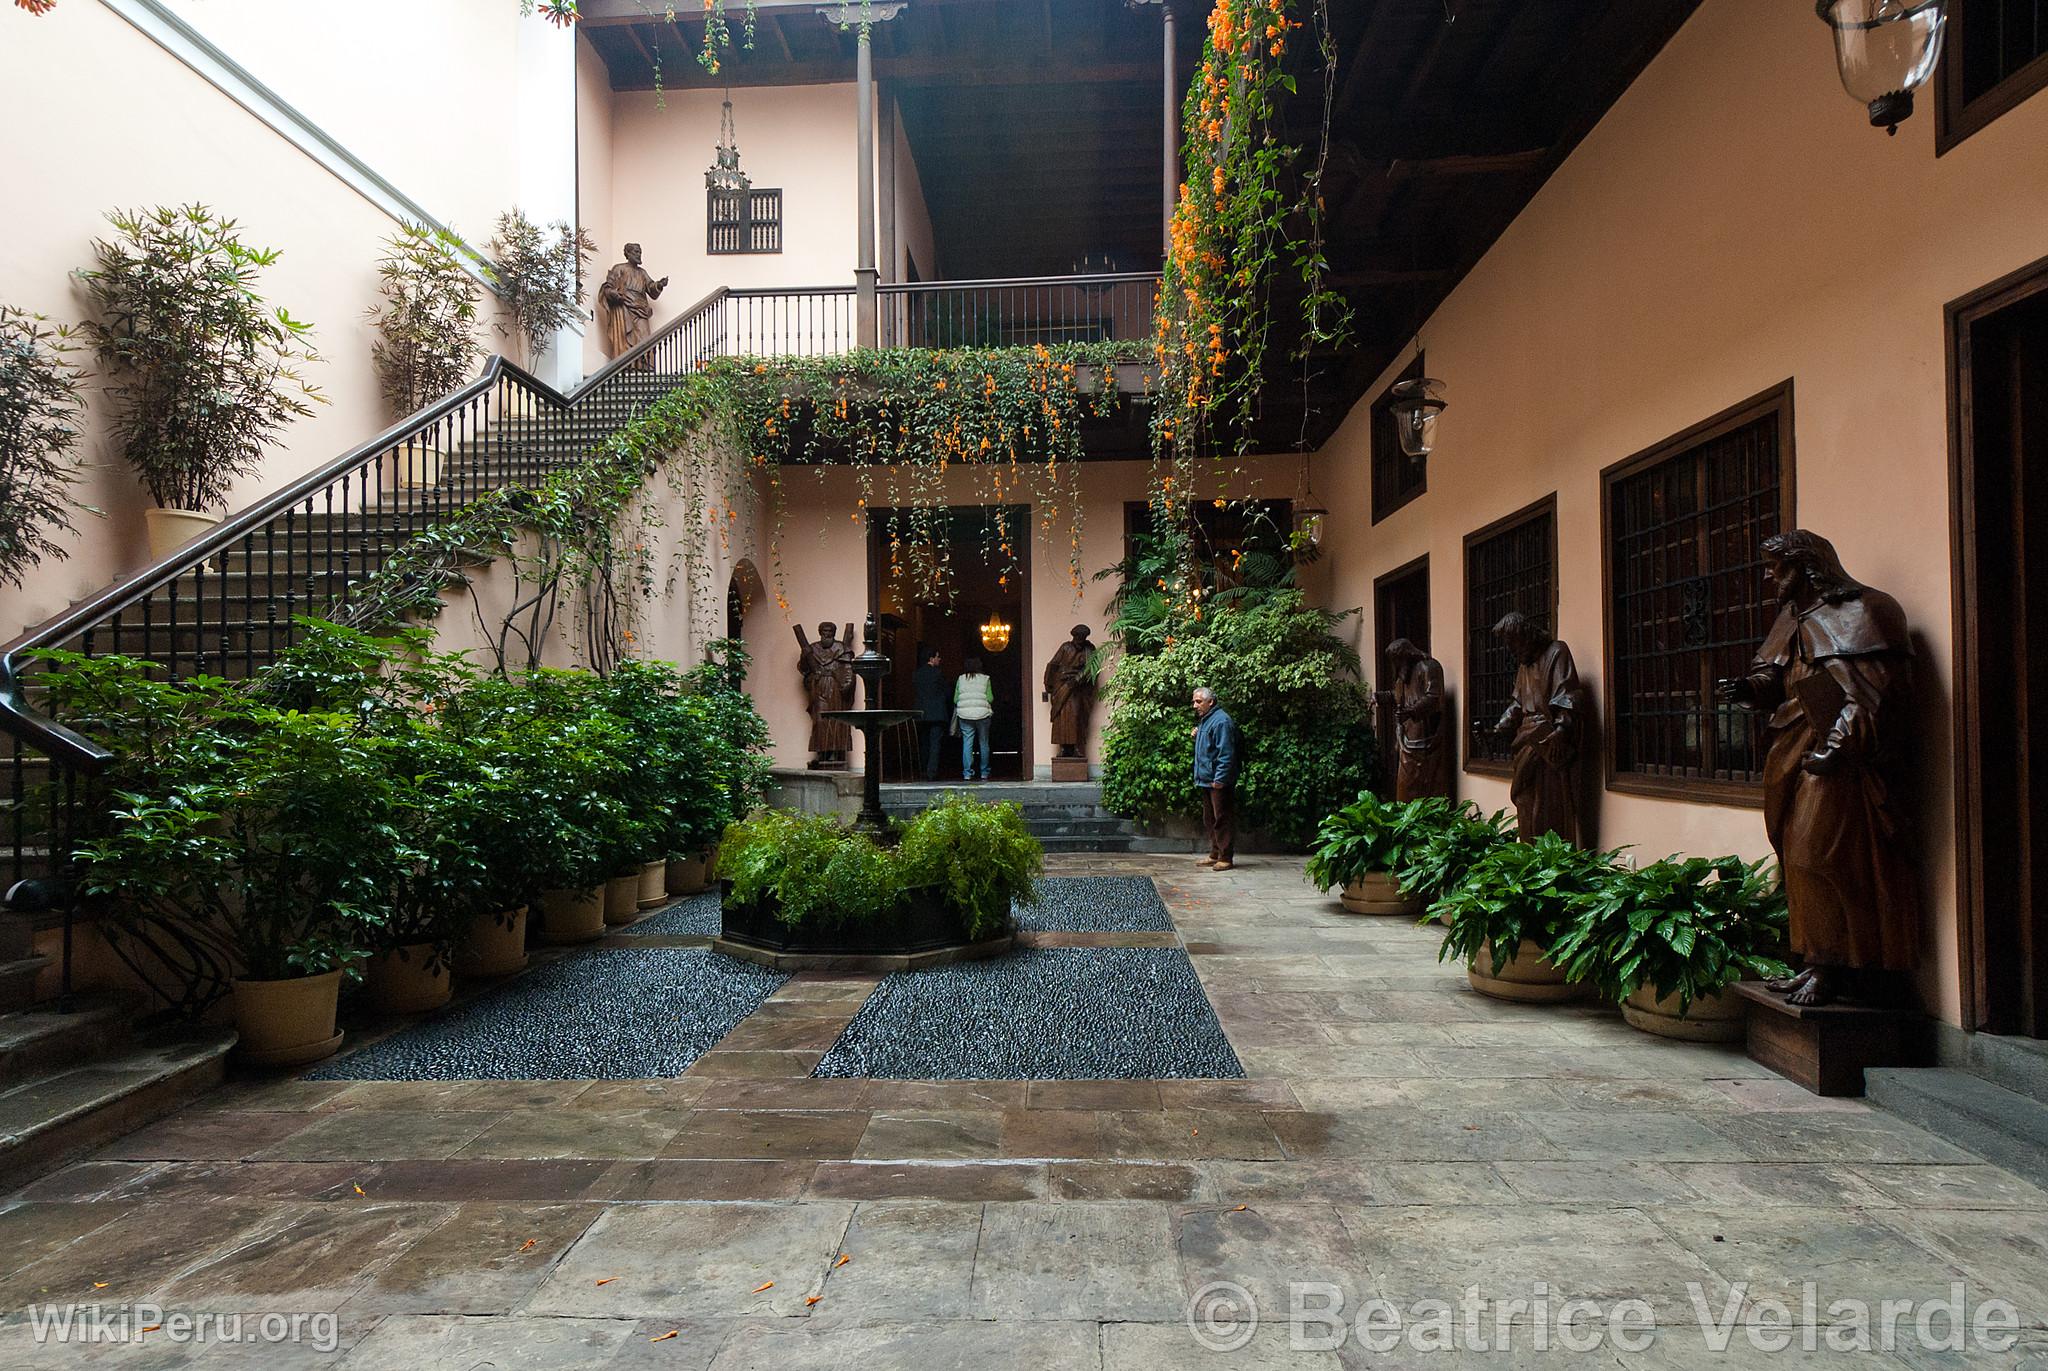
top-left (1865, 1067), bottom-right (2048, 1190)
top-left (1945, 1031), bottom-right (2048, 1103)
top-left (0, 994), bottom-right (135, 1086)
top-left (0, 956), bottom-right (53, 1015)
top-left (0, 1028), bottom-right (235, 1183)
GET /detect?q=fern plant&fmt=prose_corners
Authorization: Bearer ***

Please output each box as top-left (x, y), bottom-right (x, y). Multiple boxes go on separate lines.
top-left (1434, 832), bottom-right (1623, 977)
top-left (897, 794), bottom-right (1042, 939)
top-left (1550, 854), bottom-right (1791, 1014)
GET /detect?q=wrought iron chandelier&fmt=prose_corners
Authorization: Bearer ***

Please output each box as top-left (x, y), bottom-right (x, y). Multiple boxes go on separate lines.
top-left (979, 610), bottom-right (1012, 653)
top-left (705, 95), bottom-right (751, 194)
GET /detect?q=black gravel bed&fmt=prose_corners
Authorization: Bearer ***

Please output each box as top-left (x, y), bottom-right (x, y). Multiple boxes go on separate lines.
top-left (614, 890), bottom-right (722, 936)
top-left (1015, 876), bottom-right (1175, 933)
top-left (811, 946), bottom-right (1243, 1080)
top-left (306, 947), bottom-right (786, 1081)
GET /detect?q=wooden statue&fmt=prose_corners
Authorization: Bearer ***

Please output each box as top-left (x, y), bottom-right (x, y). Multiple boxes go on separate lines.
top-left (1717, 529), bottom-right (1919, 1007)
top-left (1044, 624), bottom-right (1097, 761)
top-left (794, 621), bottom-right (855, 769)
top-left (1489, 612), bottom-right (1586, 844)
top-left (598, 243), bottom-right (668, 361)
top-left (1377, 638), bottom-right (1452, 802)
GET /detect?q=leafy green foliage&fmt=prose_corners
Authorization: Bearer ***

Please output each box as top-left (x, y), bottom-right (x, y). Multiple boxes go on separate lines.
top-left (1433, 833), bottom-right (1624, 978)
top-left (1550, 855), bottom-right (1791, 1013)
top-left (486, 209), bottom-right (595, 360)
top-left (719, 797), bottom-right (1042, 941)
top-left (370, 222), bottom-right (483, 415)
top-left (0, 306), bottom-right (93, 588)
top-left (1306, 794), bottom-right (1482, 893)
top-left (1391, 803), bottom-right (1514, 902)
top-left (1098, 591), bottom-right (1377, 846)
top-left (77, 205), bottom-right (324, 511)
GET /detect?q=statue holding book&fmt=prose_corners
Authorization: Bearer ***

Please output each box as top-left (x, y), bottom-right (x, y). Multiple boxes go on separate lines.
top-left (1717, 530), bottom-right (1919, 1007)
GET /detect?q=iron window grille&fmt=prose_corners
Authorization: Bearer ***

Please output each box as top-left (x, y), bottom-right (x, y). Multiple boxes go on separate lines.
top-left (1939, 0), bottom-right (2048, 152)
top-left (1602, 384), bottom-right (1794, 802)
top-left (1462, 495), bottom-right (1558, 773)
top-left (708, 187), bottom-right (783, 255)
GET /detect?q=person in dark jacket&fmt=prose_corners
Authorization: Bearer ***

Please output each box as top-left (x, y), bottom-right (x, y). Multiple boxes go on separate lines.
top-left (911, 648), bottom-right (950, 781)
top-left (1191, 686), bottom-right (1242, 870)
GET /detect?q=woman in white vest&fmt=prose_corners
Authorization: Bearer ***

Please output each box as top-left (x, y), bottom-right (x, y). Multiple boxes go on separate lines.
top-left (953, 656), bottom-right (995, 781)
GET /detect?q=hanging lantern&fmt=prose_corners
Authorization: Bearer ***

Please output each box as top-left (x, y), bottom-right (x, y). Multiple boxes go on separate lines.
top-left (1388, 377), bottom-right (1448, 459)
top-left (1293, 503), bottom-right (1328, 552)
top-left (704, 96), bottom-right (751, 193)
top-left (1816, 0), bottom-right (1946, 134)
top-left (978, 610), bottom-right (1012, 654)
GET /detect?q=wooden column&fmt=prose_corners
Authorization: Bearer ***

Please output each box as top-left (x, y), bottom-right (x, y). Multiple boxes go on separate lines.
top-left (823, 3), bottom-right (906, 349)
top-left (1129, 0), bottom-right (1179, 258)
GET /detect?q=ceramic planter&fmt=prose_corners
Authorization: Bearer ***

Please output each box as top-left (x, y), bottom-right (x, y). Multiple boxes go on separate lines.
top-left (1467, 939), bottom-right (1588, 1003)
top-left (394, 444), bottom-right (442, 490)
top-left (637, 859), bottom-right (668, 909)
top-left (231, 970), bottom-right (344, 1066)
top-left (666, 851), bottom-right (710, 895)
top-left (1340, 871), bottom-right (1423, 917)
top-left (604, 871), bottom-right (642, 924)
top-left (539, 886), bottom-right (605, 944)
top-left (1621, 985), bottom-right (1746, 1042)
top-left (144, 506), bottom-right (220, 562)
top-left (454, 907), bottom-right (529, 977)
top-left (365, 942), bottom-right (451, 1014)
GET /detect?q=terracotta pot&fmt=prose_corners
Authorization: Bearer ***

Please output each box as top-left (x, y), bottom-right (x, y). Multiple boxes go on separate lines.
top-left (666, 852), bottom-right (710, 895)
top-left (637, 859), bottom-right (668, 909)
top-left (231, 970), bottom-right (343, 1066)
top-left (454, 907), bottom-right (529, 977)
top-left (1467, 939), bottom-right (1588, 1003)
top-left (365, 942), bottom-right (451, 1014)
top-left (539, 886), bottom-right (605, 944)
top-left (604, 871), bottom-right (642, 924)
top-left (394, 444), bottom-right (442, 490)
top-left (1340, 870), bottom-right (1424, 917)
top-left (144, 506), bottom-right (220, 562)
top-left (1621, 985), bottom-right (1746, 1042)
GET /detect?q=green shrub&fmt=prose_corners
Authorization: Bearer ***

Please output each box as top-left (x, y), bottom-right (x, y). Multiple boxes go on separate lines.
top-left (719, 796), bottom-right (1042, 941)
top-left (1435, 832), bottom-right (1624, 978)
top-left (1550, 855), bottom-right (1791, 1013)
top-left (1392, 803), bottom-right (1514, 902)
top-left (1098, 591), bottom-right (1378, 846)
top-left (1306, 794), bottom-right (1479, 892)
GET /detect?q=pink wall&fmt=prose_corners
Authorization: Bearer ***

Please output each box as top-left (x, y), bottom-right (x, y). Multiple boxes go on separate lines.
top-left (1309, 0), bottom-right (2048, 1027)
top-left (577, 30), bottom-right (619, 377)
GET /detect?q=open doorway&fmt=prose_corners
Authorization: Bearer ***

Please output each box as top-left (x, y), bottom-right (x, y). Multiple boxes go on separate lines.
top-left (868, 506), bottom-right (1032, 782)
top-left (1949, 256), bottom-right (2048, 1038)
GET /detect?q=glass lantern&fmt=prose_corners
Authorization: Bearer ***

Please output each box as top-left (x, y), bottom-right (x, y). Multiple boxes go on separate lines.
top-left (1388, 377), bottom-right (1448, 459)
top-left (1816, 0), bottom-right (1947, 134)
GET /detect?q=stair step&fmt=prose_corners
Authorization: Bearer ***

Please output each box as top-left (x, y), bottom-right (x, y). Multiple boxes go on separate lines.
top-left (0, 1028), bottom-right (235, 1183)
top-left (1865, 1067), bottom-right (2048, 1189)
top-left (0, 955), bottom-right (53, 1014)
top-left (0, 994), bottom-right (135, 1086)
top-left (1945, 1032), bottom-right (2048, 1103)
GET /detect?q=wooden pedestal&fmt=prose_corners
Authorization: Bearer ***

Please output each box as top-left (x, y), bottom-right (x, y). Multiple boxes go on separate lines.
top-left (1049, 756), bottom-right (1091, 782)
top-left (1731, 981), bottom-right (1914, 1096)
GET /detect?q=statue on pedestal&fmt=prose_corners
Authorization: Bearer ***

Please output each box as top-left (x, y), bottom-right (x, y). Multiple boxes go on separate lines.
top-left (1489, 613), bottom-right (1586, 844)
top-left (1377, 638), bottom-right (1452, 803)
top-left (1044, 625), bottom-right (1097, 779)
top-left (598, 243), bottom-right (668, 362)
top-left (1717, 530), bottom-right (1919, 1007)
top-left (794, 621), bottom-right (855, 769)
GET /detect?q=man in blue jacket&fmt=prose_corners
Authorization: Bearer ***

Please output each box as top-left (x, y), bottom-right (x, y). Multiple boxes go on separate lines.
top-left (1191, 686), bottom-right (1242, 871)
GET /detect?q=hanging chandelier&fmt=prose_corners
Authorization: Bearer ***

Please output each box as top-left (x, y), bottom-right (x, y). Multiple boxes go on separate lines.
top-left (705, 95), bottom-right (751, 194)
top-left (979, 610), bottom-right (1012, 653)
top-left (1816, 0), bottom-right (1946, 134)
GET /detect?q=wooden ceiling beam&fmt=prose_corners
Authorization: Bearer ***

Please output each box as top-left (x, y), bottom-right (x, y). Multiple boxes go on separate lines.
top-left (604, 48), bottom-right (1152, 89)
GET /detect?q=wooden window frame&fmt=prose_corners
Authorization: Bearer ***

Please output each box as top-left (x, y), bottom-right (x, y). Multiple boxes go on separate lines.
top-left (708, 187), bottom-right (784, 255)
top-left (1461, 494), bottom-right (1559, 779)
top-left (1599, 381), bottom-right (1797, 807)
top-left (1936, 0), bottom-right (2048, 155)
top-left (1370, 354), bottom-right (1428, 525)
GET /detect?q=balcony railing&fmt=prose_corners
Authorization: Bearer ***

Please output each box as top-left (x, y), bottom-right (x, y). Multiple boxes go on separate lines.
top-left (0, 269), bottom-right (1157, 1008)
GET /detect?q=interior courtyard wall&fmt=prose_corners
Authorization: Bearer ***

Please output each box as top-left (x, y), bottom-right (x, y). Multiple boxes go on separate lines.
top-left (1310, 0), bottom-right (2048, 1026)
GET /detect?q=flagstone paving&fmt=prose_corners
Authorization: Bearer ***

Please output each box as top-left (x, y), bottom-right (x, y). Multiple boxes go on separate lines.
top-left (4, 854), bottom-right (2048, 1367)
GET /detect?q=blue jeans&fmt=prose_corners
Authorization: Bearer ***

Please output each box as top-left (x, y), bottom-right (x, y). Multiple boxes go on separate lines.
top-left (959, 717), bottom-right (991, 778)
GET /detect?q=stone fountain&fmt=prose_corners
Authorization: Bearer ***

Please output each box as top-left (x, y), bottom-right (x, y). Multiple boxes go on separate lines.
top-left (823, 613), bottom-right (919, 835)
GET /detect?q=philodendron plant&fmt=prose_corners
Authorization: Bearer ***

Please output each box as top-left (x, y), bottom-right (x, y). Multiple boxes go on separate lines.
top-left (1550, 854), bottom-right (1792, 1014)
top-left (1306, 793), bottom-right (1492, 894)
top-left (1434, 831), bottom-right (1624, 978)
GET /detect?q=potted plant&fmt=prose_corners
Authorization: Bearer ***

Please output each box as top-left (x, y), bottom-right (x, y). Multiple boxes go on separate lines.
top-left (368, 222), bottom-right (483, 484)
top-left (1307, 794), bottom-right (1473, 915)
top-left (1551, 855), bottom-right (1791, 1041)
top-left (1434, 832), bottom-right (1620, 1003)
top-left (0, 306), bottom-right (94, 590)
top-left (77, 205), bottom-right (324, 560)
top-left (487, 208), bottom-right (595, 367)
top-left (1393, 802), bottom-right (1514, 924)
top-left (669, 640), bottom-right (773, 894)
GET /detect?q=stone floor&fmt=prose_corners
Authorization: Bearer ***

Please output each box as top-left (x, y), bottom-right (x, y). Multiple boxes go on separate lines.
top-left (4, 855), bottom-right (2048, 1368)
